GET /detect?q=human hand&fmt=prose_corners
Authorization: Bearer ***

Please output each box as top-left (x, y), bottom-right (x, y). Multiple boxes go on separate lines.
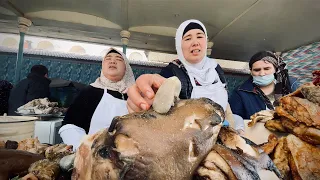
top-left (127, 74), bottom-right (166, 113)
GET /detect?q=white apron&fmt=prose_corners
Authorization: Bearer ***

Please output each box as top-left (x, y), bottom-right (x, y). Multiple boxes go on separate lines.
top-left (190, 72), bottom-right (228, 111)
top-left (88, 89), bottom-right (128, 135)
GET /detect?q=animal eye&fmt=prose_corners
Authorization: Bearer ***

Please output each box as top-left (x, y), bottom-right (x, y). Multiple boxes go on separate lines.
top-left (98, 147), bottom-right (111, 159)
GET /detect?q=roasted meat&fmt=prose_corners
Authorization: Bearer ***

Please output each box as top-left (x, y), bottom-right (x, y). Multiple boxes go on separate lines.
top-left (281, 117), bottom-right (320, 145)
top-left (286, 134), bottom-right (320, 180)
top-left (300, 86), bottom-right (320, 106)
top-left (276, 96), bottom-right (320, 129)
top-left (249, 110), bottom-right (275, 127)
top-left (195, 150), bottom-right (237, 180)
top-left (17, 138), bottom-right (50, 155)
top-left (17, 98), bottom-right (59, 115)
top-left (0, 149), bottom-right (44, 179)
top-left (195, 127), bottom-right (282, 180)
top-left (28, 159), bottom-right (60, 180)
top-left (288, 153), bottom-right (302, 180)
top-left (5, 140), bottom-right (18, 149)
top-left (272, 137), bottom-right (290, 180)
top-left (265, 119), bottom-right (287, 133)
top-left (45, 144), bottom-right (73, 161)
top-left (259, 134), bottom-right (279, 155)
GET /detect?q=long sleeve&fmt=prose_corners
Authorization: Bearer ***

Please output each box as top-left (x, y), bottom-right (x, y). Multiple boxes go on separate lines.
top-left (62, 86), bottom-right (104, 133)
top-left (229, 90), bottom-right (246, 119)
top-left (60, 86), bottom-right (103, 150)
top-left (59, 124), bottom-right (86, 151)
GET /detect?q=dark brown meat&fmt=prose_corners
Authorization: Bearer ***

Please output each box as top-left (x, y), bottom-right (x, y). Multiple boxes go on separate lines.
top-left (0, 149), bottom-right (45, 179)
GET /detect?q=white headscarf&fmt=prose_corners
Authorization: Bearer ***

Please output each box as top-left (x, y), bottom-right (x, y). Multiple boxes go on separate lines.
top-left (175, 19), bottom-right (228, 110)
top-left (175, 19), bottom-right (220, 86)
top-left (91, 48), bottom-right (135, 93)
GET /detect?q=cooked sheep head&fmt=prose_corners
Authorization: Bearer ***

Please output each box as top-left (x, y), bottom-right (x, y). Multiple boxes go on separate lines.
top-left (72, 98), bottom-right (224, 180)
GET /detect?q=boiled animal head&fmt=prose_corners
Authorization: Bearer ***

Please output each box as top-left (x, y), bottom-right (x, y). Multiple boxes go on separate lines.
top-left (72, 98), bottom-right (224, 180)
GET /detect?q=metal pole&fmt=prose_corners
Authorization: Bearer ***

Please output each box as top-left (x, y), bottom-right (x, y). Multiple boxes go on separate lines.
top-left (123, 44), bottom-right (127, 54)
top-left (120, 30), bottom-right (130, 55)
top-left (14, 32), bottom-right (25, 84)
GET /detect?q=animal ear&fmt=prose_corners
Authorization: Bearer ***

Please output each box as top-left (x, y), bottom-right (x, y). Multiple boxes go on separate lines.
top-left (109, 116), bottom-right (121, 133)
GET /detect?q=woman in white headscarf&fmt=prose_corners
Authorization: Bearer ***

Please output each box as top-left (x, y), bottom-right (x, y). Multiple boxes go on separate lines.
top-left (59, 48), bottom-right (135, 150)
top-left (126, 19), bottom-right (228, 114)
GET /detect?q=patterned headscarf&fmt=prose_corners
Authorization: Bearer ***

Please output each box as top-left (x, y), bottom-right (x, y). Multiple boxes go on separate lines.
top-left (250, 51), bottom-right (292, 108)
top-left (90, 48), bottom-right (135, 93)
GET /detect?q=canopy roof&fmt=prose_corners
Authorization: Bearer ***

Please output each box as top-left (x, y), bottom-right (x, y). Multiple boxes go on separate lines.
top-left (0, 0), bottom-right (319, 61)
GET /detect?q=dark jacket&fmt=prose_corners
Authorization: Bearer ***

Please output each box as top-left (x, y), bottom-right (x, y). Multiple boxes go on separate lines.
top-left (229, 77), bottom-right (299, 119)
top-left (8, 73), bottom-right (51, 115)
top-left (0, 80), bottom-right (13, 115)
top-left (160, 59), bottom-right (226, 99)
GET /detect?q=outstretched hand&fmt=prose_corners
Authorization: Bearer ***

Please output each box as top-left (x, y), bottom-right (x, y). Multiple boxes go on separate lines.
top-left (127, 74), bottom-right (166, 113)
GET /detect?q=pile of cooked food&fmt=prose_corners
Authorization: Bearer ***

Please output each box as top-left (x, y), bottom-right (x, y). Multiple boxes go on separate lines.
top-left (1, 77), bottom-right (283, 180)
top-left (249, 82), bottom-right (320, 180)
top-left (0, 138), bottom-right (74, 180)
top-left (1, 99), bottom-right (281, 180)
top-left (16, 98), bottom-right (67, 116)
top-left (6, 76), bottom-right (319, 179)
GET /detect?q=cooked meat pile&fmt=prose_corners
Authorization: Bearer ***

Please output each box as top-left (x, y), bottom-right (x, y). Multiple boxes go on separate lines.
top-left (16, 98), bottom-right (66, 115)
top-left (250, 83), bottom-right (320, 180)
top-left (0, 138), bottom-right (74, 180)
top-left (2, 77), bottom-right (285, 180)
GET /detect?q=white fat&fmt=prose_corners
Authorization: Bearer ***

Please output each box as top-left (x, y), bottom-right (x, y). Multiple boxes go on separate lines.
top-left (258, 169), bottom-right (279, 180)
top-left (183, 114), bottom-right (201, 130)
top-left (115, 134), bottom-right (139, 157)
top-left (188, 141), bottom-right (197, 163)
top-left (223, 132), bottom-right (259, 158)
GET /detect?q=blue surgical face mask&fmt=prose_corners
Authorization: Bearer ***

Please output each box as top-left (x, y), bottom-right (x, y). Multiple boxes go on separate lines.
top-left (252, 74), bottom-right (275, 86)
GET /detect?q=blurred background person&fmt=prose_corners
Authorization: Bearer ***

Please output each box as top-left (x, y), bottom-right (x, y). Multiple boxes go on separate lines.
top-left (8, 65), bottom-right (50, 115)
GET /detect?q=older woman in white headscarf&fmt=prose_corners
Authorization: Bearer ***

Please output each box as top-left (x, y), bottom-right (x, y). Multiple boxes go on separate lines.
top-left (126, 19), bottom-right (228, 114)
top-left (59, 48), bottom-right (135, 150)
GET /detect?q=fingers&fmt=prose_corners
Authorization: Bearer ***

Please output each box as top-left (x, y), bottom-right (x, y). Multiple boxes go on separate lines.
top-left (127, 84), bottom-right (149, 112)
top-left (127, 74), bottom-right (166, 113)
top-left (127, 96), bottom-right (143, 113)
top-left (136, 74), bottom-right (166, 99)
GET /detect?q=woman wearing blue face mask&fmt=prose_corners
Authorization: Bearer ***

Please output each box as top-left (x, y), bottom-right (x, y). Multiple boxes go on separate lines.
top-left (229, 51), bottom-right (299, 121)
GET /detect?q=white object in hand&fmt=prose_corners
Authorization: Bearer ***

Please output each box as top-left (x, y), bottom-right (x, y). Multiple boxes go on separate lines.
top-left (153, 76), bottom-right (182, 114)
